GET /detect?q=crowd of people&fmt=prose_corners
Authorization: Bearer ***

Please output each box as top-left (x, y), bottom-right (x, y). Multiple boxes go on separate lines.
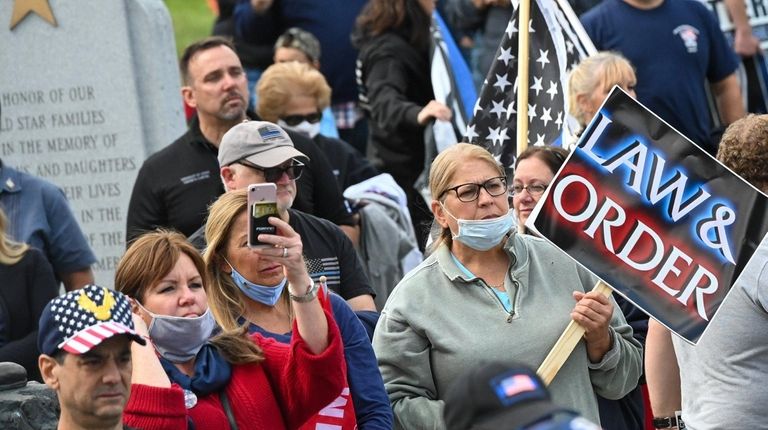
top-left (1, 0), bottom-right (767, 429)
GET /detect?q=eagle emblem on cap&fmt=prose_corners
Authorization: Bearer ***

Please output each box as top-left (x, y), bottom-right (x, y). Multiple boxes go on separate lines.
top-left (77, 288), bottom-right (116, 321)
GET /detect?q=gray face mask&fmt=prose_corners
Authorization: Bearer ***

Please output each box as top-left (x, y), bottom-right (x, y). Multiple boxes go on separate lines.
top-left (137, 302), bottom-right (217, 363)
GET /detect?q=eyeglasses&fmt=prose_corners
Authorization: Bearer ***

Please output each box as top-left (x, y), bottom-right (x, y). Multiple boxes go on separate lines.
top-left (511, 183), bottom-right (549, 196)
top-left (280, 112), bottom-right (322, 126)
top-left (441, 176), bottom-right (507, 202)
top-left (237, 159), bottom-right (305, 183)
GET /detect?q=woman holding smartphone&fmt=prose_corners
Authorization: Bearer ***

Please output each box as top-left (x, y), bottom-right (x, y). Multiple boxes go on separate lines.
top-left (116, 229), bottom-right (345, 429)
top-left (203, 189), bottom-right (393, 429)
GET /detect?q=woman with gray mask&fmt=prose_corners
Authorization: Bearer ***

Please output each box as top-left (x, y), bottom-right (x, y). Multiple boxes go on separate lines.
top-left (372, 143), bottom-right (642, 428)
top-left (115, 230), bottom-right (345, 429)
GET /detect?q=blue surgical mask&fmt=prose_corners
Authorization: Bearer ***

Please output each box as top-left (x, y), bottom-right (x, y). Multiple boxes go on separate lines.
top-left (136, 302), bottom-right (217, 363)
top-left (440, 203), bottom-right (514, 251)
top-left (228, 263), bottom-right (287, 307)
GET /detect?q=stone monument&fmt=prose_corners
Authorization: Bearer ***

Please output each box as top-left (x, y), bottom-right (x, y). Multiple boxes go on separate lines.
top-left (0, 0), bottom-right (186, 285)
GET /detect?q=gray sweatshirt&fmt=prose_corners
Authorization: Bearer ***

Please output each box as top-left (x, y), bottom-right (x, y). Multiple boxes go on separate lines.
top-left (373, 232), bottom-right (643, 429)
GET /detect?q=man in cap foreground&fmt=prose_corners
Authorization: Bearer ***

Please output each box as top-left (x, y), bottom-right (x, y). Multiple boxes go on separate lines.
top-left (444, 362), bottom-right (601, 430)
top-left (37, 285), bottom-right (146, 430)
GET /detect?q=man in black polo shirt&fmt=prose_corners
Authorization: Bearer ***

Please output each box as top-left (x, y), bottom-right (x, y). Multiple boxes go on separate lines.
top-left (126, 36), bottom-right (354, 243)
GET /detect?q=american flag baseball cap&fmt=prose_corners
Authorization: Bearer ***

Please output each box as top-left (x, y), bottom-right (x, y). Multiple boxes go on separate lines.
top-left (37, 284), bottom-right (146, 356)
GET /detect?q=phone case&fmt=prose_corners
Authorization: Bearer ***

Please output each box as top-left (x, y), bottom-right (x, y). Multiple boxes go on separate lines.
top-left (247, 183), bottom-right (278, 248)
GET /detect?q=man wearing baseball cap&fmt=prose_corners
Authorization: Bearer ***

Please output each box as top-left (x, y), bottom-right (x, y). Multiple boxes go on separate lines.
top-left (443, 362), bottom-right (601, 430)
top-left (37, 285), bottom-right (145, 430)
top-left (214, 120), bottom-right (377, 314)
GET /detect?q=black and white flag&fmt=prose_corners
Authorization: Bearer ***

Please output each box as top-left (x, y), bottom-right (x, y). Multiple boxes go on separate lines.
top-left (465, 0), bottom-right (595, 174)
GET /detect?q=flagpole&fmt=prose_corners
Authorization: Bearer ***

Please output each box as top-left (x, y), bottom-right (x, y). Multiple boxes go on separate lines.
top-left (516, 0), bottom-right (532, 234)
top-left (516, 0), bottom-right (532, 157)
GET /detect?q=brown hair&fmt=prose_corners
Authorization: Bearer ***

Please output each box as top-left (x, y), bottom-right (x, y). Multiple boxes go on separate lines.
top-left (256, 62), bottom-right (332, 123)
top-left (568, 51), bottom-right (636, 126)
top-left (179, 36), bottom-right (236, 85)
top-left (515, 146), bottom-right (570, 175)
top-left (0, 207), bottom-right (27, 265)
top-left (115, 230), bottom-right (263, 364)
top-left (428, 143), bottom-right (505, 252)
top-left (717, 114), bottom-right (768, 192)
top-left (203, 190), bottom-right (293, 333)
top-left (355, 0), bottom-right (431, 51)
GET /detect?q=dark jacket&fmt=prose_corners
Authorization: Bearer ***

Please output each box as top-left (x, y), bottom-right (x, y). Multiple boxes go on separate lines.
top-left (0, 248), bottom-right (59, 382)
top-left (126, 115), bottom-right (354, 242)
top-left (354, 31), bottom-right (432, 185)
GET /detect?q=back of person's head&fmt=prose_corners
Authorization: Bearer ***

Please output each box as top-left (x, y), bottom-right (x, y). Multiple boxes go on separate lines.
top-left (116, 230), bottom-right (263, 364)
top-left (354, 0), bottom-right (431, 50)
top-left (0, 207), bottom-right (28, 265)
top-left (443, 361), bottom-right (600, 430)
top-left (179, 35), bottom-right (236, 85)
top-left (203, 190), bottom-right (262, 332)
top-left (257, 61), bottom-right (332, 122)
top-left (568, 51), bottom-right (635, 126)
top-left (717, 114), bottom-right (768, 192)
top-left (428, 143), bottom-right (504, 251)
top-left (515, 146), bottom-right (569, 175)
top-left (274, 27), bottom-right (322, 64)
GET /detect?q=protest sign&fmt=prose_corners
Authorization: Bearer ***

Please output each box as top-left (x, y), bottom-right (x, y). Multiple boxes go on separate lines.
top-left (528, 87), bottom-right (768, 343)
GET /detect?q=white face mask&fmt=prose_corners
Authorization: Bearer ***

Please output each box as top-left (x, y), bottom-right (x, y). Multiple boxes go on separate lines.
top-left (278, 119), bottom-right (321, 139)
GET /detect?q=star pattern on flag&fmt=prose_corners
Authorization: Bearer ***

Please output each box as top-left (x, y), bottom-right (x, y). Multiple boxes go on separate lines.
top-left (463, 0), bottom-right (592, 174)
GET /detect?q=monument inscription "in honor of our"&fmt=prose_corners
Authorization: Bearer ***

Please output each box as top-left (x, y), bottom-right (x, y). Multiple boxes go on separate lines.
top-left (0, 0), bottom-right (185, 285)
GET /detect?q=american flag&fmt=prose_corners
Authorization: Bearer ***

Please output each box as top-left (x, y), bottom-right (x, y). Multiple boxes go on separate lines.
top-left (499, 373), bottom-right (538, 397)
top-left (465, 0), bottom-right (595, 175)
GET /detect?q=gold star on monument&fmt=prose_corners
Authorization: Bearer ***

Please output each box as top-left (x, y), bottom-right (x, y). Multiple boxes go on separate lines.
top-left (9, 0), bottom-right (57, 31)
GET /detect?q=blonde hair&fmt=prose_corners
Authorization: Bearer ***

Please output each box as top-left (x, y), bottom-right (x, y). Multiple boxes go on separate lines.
top-left (428, 143), bottom-right (505, 252)
top-left (568, 51), bottom-right (636, 126)
top-left (256, 62), bottom-right (332, 123)
top-left (0, 208), bottom-right (28, 265)
top-left (115, 230), bottom-right (263, 364)
top-left (203, 190), bottom-right (292, 333)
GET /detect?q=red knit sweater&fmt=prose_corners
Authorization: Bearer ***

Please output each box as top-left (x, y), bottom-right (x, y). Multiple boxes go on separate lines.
top-left (123, 313), bottom-right (345, 430)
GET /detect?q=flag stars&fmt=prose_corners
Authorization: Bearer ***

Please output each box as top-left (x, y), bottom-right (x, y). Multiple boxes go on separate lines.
top-left (527, 104), bottom-right (537, 121)
top-left (540, 107), bottom-right (553, 127)
top-left (494, 73), bottom-right (512, 92)
top-left (555, 111), bottom-right (563, 128)
top-left (490, 100), bottom-right (506, 118)
top-left (530, 76), bottom-right (543, 96)
top-left (506, 101), bottom-right (516, 119)
top-left (465, 124), bottom-right (479, 141)
top-left (497, 47), bottom-right (514, 66)
top-left (536, 49), bottom-right (550, 68)
top-left (534, 133), bottom-right (547, 146)
top-left (546, 81), bottom-right (558, 100)
top-left (487, 126), bottom-right (510, 146)
top-left (566, 40), bottom-right (574, 54)
top-left (507, 19), bottom-right (517, 37)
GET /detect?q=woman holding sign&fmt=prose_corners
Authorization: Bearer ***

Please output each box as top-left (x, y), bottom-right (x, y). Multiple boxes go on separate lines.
top-left (372, 143), bottom-right (641, 428)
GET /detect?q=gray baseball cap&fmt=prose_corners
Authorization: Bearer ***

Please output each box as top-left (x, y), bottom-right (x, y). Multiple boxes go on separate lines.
top-left (275, 27), bottom-right (321, 62)
top-left (218, 121), bottom-right (308, 168)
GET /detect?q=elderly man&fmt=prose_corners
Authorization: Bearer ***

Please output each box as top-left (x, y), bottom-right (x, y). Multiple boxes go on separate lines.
top-left (209, 121), bottom-right (377, 318)
top-left (37, 284), bottom-right (146, 430)
top-left (126, 36), bottom-right (354, 243)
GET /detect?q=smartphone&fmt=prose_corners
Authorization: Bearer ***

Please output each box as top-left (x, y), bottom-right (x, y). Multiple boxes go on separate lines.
top-left (247, 183), bottom-right (278, 248)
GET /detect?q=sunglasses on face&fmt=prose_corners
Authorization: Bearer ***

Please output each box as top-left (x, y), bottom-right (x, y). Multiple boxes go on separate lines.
top-left (238, 159), bottom-right (305, 183)
top-left (280, 112), bottom-right (322, 126)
